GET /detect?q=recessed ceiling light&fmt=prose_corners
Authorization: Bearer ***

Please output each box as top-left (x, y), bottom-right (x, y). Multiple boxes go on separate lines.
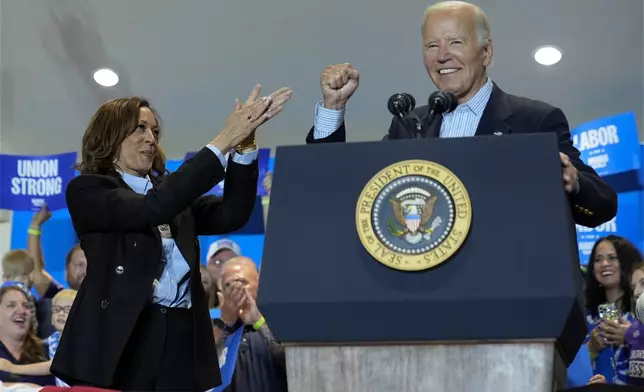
top-left (93, 68), bottom-right (119, 87)
top-left (533, 46), bottom-right (562, 66)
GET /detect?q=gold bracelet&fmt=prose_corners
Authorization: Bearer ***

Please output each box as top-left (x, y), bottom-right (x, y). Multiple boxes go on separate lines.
top-left (234, 139), bottom-right (258, 154)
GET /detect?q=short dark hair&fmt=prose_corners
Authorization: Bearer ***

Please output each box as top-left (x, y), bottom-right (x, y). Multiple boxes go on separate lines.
top-left (76, 97), bottom-right (166, 177)
top-left (65, 244), bottom-right (82, 269)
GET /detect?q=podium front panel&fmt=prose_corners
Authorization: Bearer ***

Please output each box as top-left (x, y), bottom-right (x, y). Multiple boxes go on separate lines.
top-left (259, 133), bottom-right (585, 361)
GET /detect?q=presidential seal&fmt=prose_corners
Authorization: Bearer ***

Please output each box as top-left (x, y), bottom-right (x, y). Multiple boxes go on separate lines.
top-left (355, 160), bottom-right (472, 271)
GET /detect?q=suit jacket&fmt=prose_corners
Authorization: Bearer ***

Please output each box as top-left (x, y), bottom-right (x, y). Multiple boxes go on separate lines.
top-left (50, 147), bottom-right (259, 391)
top-left (305, 83), bottom-right (617, 227)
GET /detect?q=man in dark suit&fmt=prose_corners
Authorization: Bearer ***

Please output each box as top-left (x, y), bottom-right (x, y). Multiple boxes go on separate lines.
top-left (305, 0), bottom-right (616, 228)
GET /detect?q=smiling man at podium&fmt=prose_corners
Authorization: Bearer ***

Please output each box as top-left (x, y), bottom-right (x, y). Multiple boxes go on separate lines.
top-left (304, 0), bottom-right (616, 228)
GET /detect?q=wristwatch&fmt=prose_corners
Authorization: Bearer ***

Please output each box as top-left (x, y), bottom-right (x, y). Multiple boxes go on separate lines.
top-left (213, 318), bottom-right (242, 334)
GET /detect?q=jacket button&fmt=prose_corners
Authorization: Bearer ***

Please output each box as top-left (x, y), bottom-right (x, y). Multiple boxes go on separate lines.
top-left (133, 241), bottom-right (137, 247)
top-left (116, 266), bottom-right (124, 275)
top-left (101, 299), bottom-right (109, 309)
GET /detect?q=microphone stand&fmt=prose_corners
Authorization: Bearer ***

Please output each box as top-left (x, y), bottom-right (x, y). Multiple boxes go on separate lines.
top-left (419, 109), bottom-right (440, 139)
top-left (393, 101), bottom-right (420, 139)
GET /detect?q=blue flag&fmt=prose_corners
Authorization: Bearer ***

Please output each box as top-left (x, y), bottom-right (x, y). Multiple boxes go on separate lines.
top-left (0, 152), bottom-right (77, 211)
top-left (571, 112), bottom-right (641, 176)
top-left (213, 327), bottom-right (244, 392)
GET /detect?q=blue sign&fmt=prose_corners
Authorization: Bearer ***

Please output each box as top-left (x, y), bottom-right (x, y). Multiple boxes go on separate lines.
top-left (0, 152), bottom-right (77, 211)
top-left (184, 148), bottom-right (271, 196)
top-left (213, 326), bottom-right (244, 392)
top-left (576, 190), bottom-right (642, 264)
top-left (640, 143), bottom-right (644, 186)
top-left (571, 112), bottom-right (641, 176)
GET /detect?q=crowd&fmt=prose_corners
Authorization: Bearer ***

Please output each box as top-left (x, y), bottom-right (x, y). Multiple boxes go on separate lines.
top-left (3, 206), bottom-right (644, 389)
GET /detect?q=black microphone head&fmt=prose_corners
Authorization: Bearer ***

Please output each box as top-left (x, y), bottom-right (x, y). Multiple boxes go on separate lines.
top-left (387, 93), bottom-right (416, 116)
top-left (428, 91), bottom-right (458, 114)
top-left (402, 93), bottom-right (416, 112)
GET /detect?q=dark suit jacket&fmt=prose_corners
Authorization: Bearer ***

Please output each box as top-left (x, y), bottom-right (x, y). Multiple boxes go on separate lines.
top-left (306, 84), bottom-right (617, 227)
top-left (50, 147), bottom-right (259, 391)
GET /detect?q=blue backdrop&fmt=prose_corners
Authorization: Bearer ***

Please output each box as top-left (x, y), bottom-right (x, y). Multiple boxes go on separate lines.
top-left (572, 111), bottom-right (643, 263)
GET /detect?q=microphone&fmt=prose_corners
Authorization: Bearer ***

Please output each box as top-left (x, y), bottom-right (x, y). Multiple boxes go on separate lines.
top-left (636, 295), bottom-right (644, 324)
top-left (387, 93), bottom-right (422, 138)
top-left (428, 91), bottom-right (458, 115)
top-left (387, 93), bottom-right (416, 117)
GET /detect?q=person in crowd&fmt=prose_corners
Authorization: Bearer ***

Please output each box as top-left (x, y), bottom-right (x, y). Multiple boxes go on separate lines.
top-left (2, 252), bottom-right (40, 335)
top-left (584, 235), bottom-right (642, 384)
top-left (50, 85), bottom-right (293, 391)
top-left (207, 238), bottom-right (242, 309)
top-left (304, 0), bottom-right (616, 228)
top-left (214, 257), bottom-right (287, 392)
top-left (26, 204), bottom-right (87, 294)
top-left (0, 290), bottom-right (77, 388)
top-left (624, 262), bottom-right (644, 386)
top-left (0, 286), bottom-right (54, 386)
top-left (20, 204), bottom-right (87, 338)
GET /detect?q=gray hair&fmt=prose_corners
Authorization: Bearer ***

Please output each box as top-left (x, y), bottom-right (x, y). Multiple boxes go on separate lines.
top-left (422, 1), bottom-right (492, 47)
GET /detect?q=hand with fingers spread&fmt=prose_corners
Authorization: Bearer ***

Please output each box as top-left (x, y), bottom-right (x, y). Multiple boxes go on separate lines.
top-left (210, 84), bottom-right (293, 153)
top-left (234, 84), bottom-right (294, 149)
top-left (320, 63), bottom-right (360, 110)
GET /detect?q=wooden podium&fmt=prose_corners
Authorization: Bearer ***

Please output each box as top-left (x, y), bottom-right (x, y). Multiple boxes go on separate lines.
top-left (258, 134), bottom-right (586, 392)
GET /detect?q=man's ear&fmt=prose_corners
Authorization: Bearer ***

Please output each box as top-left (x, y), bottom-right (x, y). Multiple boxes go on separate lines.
top-left (482, 39), bottom-right (494, 68)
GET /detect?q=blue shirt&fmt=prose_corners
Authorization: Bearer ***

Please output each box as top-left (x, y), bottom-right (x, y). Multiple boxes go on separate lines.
top-left (567, 343), bottom-right (593, 387)
top-left (313, 78), bottom-right (493, 139)
top-left (120, 144), bottom-right (257, 308)
top-left (46, 331), bottom-right (68, 387)
top-left (584, 311), bottom-right (634, 385)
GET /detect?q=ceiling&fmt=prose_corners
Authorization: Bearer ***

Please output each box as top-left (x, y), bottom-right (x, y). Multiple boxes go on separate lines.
top-left (1, 0), bottom-right (642, 158)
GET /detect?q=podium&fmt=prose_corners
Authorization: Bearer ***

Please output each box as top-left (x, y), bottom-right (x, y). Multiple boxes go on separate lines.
top-left (259, 133), bottom-right (587, 392)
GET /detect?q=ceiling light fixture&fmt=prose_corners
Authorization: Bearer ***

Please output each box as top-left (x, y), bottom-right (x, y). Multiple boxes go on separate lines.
top-left (533, 46), bottom-right (562, 66)
top-left (93, 68), bottom-right (119, 87)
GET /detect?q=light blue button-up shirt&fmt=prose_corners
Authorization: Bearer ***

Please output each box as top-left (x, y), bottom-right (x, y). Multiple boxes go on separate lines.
top-left (313, 78), bottom-right (493, 139)
top-left (119, 144), bottom-right (258, 308)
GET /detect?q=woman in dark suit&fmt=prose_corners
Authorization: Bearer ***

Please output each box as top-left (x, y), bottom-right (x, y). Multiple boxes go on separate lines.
top-left (50, 85), bottom-right (293, 391)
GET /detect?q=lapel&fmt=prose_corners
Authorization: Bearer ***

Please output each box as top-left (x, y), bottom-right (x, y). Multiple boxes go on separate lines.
top-left (115, 174), bottom-right (197, 271)
top-left (474, 83), bottom-right (513, 136)
top-left (148, 176), bottom-right (197, 270)
top-left (115, 173), bottom-right (164, 247)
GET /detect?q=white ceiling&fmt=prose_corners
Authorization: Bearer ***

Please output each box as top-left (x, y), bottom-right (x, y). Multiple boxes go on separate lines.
top-left (1, 0), bottom-right (642, 158)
